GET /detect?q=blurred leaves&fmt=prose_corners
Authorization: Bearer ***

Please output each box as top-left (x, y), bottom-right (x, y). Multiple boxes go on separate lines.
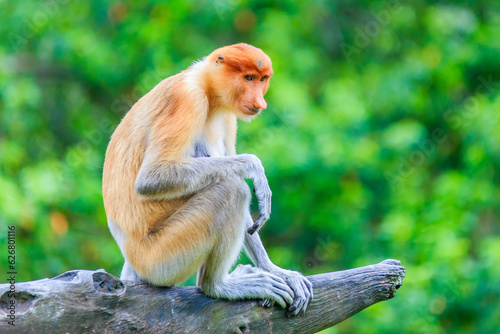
top-left (1, 0), bottom-right (500, 333)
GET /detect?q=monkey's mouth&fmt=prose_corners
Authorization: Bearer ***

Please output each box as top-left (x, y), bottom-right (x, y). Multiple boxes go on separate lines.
top-left (244, 107), bottom-right (261, 115)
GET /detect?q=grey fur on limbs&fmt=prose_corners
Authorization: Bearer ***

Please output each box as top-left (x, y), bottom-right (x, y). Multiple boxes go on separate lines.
top-left (0, 260), bottom-right (405, 334)
top-left (115, 172), bottom-right (311, 314)
top-left (135, 153), bottom-right (271, 234)
top-left (126, 150), bottom-right (313, 312)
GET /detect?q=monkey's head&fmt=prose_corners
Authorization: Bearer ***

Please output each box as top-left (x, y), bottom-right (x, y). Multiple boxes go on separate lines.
top-left (206, 43), bottom-right (273, 121)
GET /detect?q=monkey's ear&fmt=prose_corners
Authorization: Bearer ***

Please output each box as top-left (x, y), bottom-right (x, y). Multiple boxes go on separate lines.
top-left (216, 56), bottom-right (225, 64)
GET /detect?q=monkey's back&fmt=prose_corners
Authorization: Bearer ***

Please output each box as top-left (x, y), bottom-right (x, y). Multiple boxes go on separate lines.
top-left (102, 76), bottom-right (186, 239)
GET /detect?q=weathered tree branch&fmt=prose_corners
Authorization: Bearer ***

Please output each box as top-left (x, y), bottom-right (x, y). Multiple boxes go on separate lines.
top-left (0, 259), bottom-right (404, 333)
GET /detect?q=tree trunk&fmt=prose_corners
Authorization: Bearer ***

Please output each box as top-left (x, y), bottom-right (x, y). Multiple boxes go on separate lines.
top-left (0, 259), bottom-right (405, 333)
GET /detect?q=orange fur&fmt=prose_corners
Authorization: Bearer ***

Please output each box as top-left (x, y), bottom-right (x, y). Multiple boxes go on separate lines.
top-left (102, 43), bottom-right (272, 281)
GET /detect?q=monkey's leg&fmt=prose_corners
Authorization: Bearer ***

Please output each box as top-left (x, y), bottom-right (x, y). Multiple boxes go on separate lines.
top-left (123, 186), bottom-right (223, 287)
top-left (243, 216), bottom-right (314, 316)
top-left (125, 176), bottom-right (292, 309)
top-left (194, 176), bottom-right (294, 308)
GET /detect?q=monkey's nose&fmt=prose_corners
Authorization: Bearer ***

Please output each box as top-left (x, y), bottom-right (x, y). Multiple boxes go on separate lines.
top-left (254, 97), bottom-right (267, 110)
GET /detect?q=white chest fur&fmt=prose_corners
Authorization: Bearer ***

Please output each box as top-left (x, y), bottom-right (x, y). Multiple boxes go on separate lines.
top-left (193, 113), bottom-right (227, 157)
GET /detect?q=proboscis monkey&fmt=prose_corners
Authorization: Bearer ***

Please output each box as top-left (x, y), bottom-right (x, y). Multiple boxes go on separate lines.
top-left (103, 43), bottom-right (312, 315)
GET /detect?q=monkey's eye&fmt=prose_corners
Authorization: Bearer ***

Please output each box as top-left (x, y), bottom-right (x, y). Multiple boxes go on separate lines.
top-left (244, 75), bottom-right (253, 82)
top-left (260, 76), bottom-right (268, 82)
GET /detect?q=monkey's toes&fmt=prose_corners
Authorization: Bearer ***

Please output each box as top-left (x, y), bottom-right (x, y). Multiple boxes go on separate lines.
top-left (285, 275), bottom-right (313, 316)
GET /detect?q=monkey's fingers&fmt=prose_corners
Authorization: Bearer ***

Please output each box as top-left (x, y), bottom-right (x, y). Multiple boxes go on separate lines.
top-left (247, 220), bottom-right (265, 235)
top-left (247, 215), bottom-right (268, 235)
top-left (247, 223), bottom-right (259, 235)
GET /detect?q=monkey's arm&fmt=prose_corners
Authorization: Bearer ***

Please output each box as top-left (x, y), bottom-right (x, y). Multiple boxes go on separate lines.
top-left (135, 153), bottom-right (271, 233)
top-left (135, 154), bottom-right (267, 199)
top-left (244, 232), bottom-right (314, 316)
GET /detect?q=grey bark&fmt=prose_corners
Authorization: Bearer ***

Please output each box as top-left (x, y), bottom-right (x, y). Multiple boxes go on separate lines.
top-left (0, 259), bottom-right (405, 334)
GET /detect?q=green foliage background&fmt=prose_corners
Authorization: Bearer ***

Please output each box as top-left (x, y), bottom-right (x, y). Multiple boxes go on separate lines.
top-left (1, 0), bottom-right (499, 332)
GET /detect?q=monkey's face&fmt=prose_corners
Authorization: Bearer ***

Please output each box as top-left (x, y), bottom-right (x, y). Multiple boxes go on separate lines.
top-left (235, 73), bottom-right (271, 121)
top-left (208, 43), bottom-right (273, 121)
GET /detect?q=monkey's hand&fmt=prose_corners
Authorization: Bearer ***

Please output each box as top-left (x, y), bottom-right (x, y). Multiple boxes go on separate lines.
top-left (260, 265), bottom-right (313, 316)
top-left (242, 154), bottom-right (272, 235)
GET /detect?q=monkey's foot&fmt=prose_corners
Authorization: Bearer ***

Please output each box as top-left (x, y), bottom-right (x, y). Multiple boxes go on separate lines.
top-left (261, 265), bottom-right (314, 316)
top-left (202, 264), bottom-right (294, 309)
